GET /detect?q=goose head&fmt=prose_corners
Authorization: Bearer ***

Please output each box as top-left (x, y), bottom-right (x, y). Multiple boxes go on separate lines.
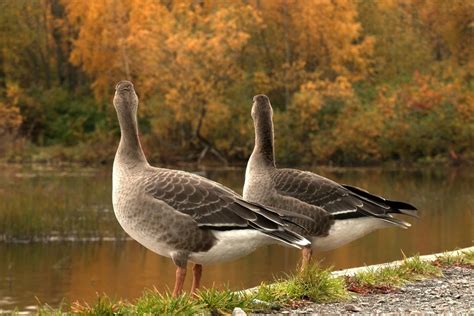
top-left (114, 80), bottom-right (139, 116)
top-left (251, 94), bottom-right (273, 122)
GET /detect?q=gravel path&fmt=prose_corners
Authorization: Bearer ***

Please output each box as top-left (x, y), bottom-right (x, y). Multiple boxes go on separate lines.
top-left (251, 266), bottom-right (473, 315)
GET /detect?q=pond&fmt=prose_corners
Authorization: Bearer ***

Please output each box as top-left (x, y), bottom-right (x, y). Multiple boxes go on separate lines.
top-left (0, 165), bottom-right (472, 313)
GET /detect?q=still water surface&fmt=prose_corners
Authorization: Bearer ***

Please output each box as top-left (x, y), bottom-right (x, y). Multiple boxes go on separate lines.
top-left (0, 165), bottom-right (473, 312)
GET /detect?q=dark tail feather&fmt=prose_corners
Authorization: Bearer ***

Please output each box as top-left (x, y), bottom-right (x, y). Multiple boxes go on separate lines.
top-left (385, 199), bottom-right (417, 210)
top-left (384, 198), bottom-right (419, 217)
top-left (342, 184), bottom-right (418, 217)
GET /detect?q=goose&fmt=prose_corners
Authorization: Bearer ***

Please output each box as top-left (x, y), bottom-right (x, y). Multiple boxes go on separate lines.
top-left (243, 94), bottom-right (418, 269)
top-left (112, 81), bottom-right (313, 297)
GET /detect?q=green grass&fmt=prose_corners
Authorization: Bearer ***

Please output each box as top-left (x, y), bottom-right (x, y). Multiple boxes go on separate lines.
top-left (37, 264), bottom-right (348, 315)
top-left (127, 291), bottom-right (204, 315)
top-left (252, 264), bottom-right (349, 310)
top-left (399, 254), bottom-right (442, 278)
top-left (345, 255), bottom-right (442, 294)
top-left (195, 287), bottom-right (259, 314)
top-left (434, 249), bottom-right (474, 267)
top-left (36, 250), bottom-right (472, 315)
top-left (70, 295), bottom-right (125, 315)
top-left (63, 288), bottom-right (261, 315)
top-left (67, 291), bottom-right (205, 315)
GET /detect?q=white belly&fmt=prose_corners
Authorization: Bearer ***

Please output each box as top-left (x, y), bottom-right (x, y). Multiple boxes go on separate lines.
top-left (189, 230), bottom-right (274, 265)
top-left (311, 218), bottom-right (390, 251)
top-left (120, 227), bottom-right (274, 266)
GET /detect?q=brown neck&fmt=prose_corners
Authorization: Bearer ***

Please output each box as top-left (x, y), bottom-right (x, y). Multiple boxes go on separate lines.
top-left (251, 112), bottom-right (275, 167)
top-left (115, 107), bottom-right (147, 166)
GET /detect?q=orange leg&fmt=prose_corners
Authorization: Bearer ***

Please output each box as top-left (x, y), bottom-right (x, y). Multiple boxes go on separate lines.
top-left (172, 266), bottom-right (187, 297)
top-left (191, 264), bottom-right (203, 296)
top-left (301, 246), bottom-right (313, 271)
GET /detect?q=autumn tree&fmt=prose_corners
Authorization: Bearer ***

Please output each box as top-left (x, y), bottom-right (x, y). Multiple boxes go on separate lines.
top-left (357, 0), bottom-right (433, 82)
top-left (63, 0), bottom-right (136, 99)
top-left (0, 0), bottom-right (78, 89)
top-left (246, 0), bottom-right (374, 163)
top-left (144, 1), bottom-right (261, 163)
top-left (65, 0), bottom-right (263, 163)
top-left (1, 0), bottom-right (472, 165)
top-left (375, 73), bottom-right (474, 162)
top-left (0, 0), bottom-right (91, 148)
top-left (413, 0), bottom-right (474, 70)
top-left (250, 0), bottom-right (373, 106)
top-left (0, 84), bottom-right (23, 142)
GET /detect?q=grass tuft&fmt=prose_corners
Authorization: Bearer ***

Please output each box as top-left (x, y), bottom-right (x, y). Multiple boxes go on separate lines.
top-left (434, 249), bottom-right (474, 268)
top-left (195, 287), bottom-right (257, 314)
top-left (254, 282), bottom-right (281, 303)
top-left (254, 264), bottom-right (348, 304)
top-left (68, 290), bottom-right (205, 315)
top-left (130, 289), bottom-right (204, 315)
top-left (70, 294), bottom-right (126, 315)
top-left (399, 254), bottom-right (441, 278)
top-left (346, 255), bottom-right (442, 294)
top-left (36, 249), bottom-right (472, 314)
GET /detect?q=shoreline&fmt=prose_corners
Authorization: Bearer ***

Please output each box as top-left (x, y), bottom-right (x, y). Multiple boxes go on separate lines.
top-left (0, 235), bottom-right (131, 243)
top-left (331, 246), bottom-right (474, 277)
top-left (35, 246), bottom-right (473, 315)
top-left (239, 246), bottom-right (474, 295)
top-left (235, 246), bottom-right (473, 315)
top-left (1, 159), bottom-right (473, 171)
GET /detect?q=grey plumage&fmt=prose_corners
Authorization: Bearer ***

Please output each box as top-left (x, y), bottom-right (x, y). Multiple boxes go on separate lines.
top-left (271, 168), bottom-right (416, 228)
top-left (112, 82), bottom-right (315, 295)
top-left (112, 81), bottom-right (310, 271)
top-left (142, 167), bottom-right (310, 243)
top-left (243, 94), bottom-right (418, 256)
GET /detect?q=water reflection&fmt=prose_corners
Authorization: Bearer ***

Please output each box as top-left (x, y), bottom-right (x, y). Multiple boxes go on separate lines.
top-left (0, 166), bottom-right (472, 312)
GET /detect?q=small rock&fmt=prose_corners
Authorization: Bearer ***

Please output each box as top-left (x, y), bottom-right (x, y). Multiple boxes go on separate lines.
top-left (251, 298), bottom-right (271, 306)
top-left (232, 307), bottom-right (247, 316)
top-left (344, 304), bottom-right (361, 312)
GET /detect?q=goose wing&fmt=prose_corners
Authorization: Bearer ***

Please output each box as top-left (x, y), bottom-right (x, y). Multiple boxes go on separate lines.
top-left (272, 168), bottom-right (417, 228)
top-left (143, 168), bottom-right (310, 248)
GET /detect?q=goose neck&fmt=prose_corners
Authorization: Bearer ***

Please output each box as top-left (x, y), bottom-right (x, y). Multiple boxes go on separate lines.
top-left (252, 116), bottom-right (275, 167)
top-left (115, 108), bottom-right (148, 167)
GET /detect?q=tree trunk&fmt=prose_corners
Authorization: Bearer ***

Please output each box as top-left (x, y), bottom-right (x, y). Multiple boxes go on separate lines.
top-left (194, 106), bottom-right (228, 166)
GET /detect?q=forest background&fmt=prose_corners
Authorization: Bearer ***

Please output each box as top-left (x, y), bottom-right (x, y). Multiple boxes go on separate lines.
top-left (0, 0), bottom-right (472, 166)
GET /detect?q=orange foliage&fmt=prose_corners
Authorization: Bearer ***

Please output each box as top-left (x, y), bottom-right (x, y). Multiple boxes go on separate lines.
top-left (254, 0), bottom-right (373, 81)
top-left (0, 83), bottom-right (24, 155)
top-left (374, 73), bottom-right (474, 161)
top-left (1, 0), bottom-right (472, 164)
top-left (0, 101), bottom-right (22, 136)
top-left (64, 0), bottom-right (136, 98)
top-left (414, 0), bottom-right (474, 69)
